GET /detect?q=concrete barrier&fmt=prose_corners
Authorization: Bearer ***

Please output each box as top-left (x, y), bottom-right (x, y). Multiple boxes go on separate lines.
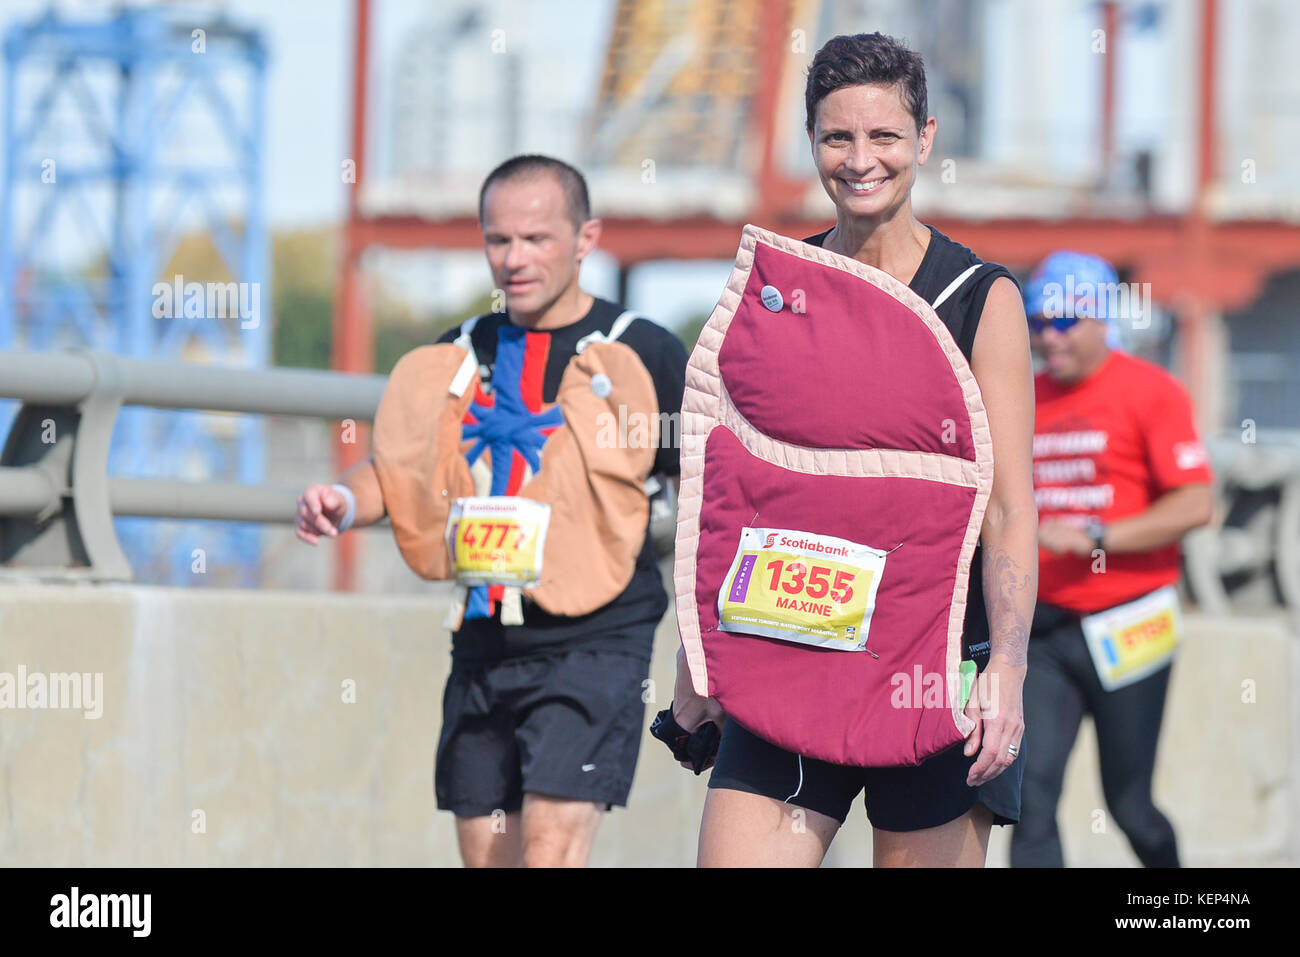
top-left (0, 579), bottom-right (1294, 866)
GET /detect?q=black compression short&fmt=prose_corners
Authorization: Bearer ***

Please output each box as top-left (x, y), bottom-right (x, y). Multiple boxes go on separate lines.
top-left (435, 644), bottom-right (652, 817)
top-left (706, 635), bottom-right (1024, 831)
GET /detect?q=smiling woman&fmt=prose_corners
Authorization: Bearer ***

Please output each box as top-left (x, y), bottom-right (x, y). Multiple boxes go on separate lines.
top-left (672, 32), bottom-right (1039, 868)
top-left (805, 35), bottom-right (932, 234)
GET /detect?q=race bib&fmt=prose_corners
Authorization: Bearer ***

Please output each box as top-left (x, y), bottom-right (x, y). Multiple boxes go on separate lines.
top-left (1080, 585), bottom-right (1182, 691)
top-left (446, 496), bottom-right (550, 586)
top-left (717, 527), bottom-right (888, 651)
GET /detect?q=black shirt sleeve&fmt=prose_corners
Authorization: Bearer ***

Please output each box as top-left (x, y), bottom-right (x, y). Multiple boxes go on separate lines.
top-left (621, 317), bottom-right (688, 477)
top-left (954, 264), bottom-right (1019, 359)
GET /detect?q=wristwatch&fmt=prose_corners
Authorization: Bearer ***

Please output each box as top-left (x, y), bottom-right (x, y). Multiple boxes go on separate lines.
top-left (1084, 517), bottom-right (1107, 551)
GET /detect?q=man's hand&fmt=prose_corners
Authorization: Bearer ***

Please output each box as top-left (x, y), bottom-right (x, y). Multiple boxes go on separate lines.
top-left (963, 655), bottom-right (1026, 787)
top-left (1037, 519), bottom-right (1093, 557)
top-left (295, 483), bottom-right (349, 545)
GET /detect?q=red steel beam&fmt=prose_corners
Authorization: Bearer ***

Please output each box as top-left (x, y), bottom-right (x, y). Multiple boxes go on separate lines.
top-left (1177, 0), bottom-right (1221, 431)
top-left (752, 0), bottom-right (805, 221)
top-left (1101, 1), bottom-right (1118, 185)
top-left (1197, 0), bottom-right (1218, 197)
top-left (329, 0), bottom-right (373, 591)
top-left (338, 0), bottom-right (1279, 443)
top-left (351, 212), bottom-right (1300, 313)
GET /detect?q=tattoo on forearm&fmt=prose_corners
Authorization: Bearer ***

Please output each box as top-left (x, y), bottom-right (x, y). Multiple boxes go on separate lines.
top-left (985, 548), bottom-right (1033, 667)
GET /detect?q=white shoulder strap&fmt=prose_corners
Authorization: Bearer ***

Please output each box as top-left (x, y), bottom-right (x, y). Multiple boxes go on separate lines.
top-left (449, 315), bottom-right (487, 397)
top-left (448, 351), bottom-right (478, 398)
top-left (576, 309), bottom-right (640, 353)
top-left (931, 264), bottom-right (982, 311)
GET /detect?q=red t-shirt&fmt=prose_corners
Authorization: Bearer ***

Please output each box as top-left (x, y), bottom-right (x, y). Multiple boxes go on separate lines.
top-left (1033, 351), bottom-right (1213, 613)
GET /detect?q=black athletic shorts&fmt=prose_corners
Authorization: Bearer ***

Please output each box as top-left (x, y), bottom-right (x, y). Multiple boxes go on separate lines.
top-left (707, 642), bottom-right (1024, 831)
top-left (435, 646), bottom-right (651, 818)
top-left (708, 720), bottom-right (1022, 831)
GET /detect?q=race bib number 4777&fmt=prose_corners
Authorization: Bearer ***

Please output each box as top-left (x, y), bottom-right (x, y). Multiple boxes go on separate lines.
top-left (447, 496), bottom-right (550, 585)
top-left (716, 527), bottom-right (888, 652)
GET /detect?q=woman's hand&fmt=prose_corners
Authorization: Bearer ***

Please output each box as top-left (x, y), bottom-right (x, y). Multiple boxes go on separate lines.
top-left (672, 646), bottom-right (724, 770)
top-left (963, 654), bottom-right (1026, 787)
top-left (673, 645), bottom-right (724, 731)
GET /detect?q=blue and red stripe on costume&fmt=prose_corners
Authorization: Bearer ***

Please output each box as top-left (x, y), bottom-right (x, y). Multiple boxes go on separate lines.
top-left (459, 324), bottom-right (563, 620)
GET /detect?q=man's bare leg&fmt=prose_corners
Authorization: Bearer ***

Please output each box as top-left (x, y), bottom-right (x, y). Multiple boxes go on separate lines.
top-left (520, 793), bottom-right (603, 867)
top-left (698, 788), bottom-right (840, 867)
top-left (456, 812), bottom-right (523, 867)
top-left (872, 802), bottom-right (994, 868)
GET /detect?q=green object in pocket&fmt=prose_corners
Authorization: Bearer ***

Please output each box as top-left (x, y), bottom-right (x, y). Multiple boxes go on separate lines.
top-left (957, 659), bottom-right (978, 712)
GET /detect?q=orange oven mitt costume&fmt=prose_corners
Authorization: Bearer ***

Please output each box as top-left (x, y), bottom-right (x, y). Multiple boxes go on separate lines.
top-left (372, 313), bottom-right (660, 628)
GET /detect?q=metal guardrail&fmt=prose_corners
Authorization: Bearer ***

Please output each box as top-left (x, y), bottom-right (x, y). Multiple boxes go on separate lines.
top-left (1, 349), bottom-right (1298, 609)
top-left (0, 349), bottom-right (387, 580)
top-left (1183, 432), bottom-right (1300, 614)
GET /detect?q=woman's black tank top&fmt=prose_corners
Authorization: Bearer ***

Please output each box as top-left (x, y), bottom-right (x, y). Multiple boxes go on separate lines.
top-left (802, 225), bottom-right (1018, 659)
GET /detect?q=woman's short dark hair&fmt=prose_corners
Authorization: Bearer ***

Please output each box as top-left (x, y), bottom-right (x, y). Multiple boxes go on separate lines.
top-left (804, 33), bottom-right (928, 133)
top-left (478, 154), bottom-right (591, 230)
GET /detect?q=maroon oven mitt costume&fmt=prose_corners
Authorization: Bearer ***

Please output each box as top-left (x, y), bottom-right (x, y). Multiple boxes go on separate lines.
top-left (673, 226), bottom-right (994, 767)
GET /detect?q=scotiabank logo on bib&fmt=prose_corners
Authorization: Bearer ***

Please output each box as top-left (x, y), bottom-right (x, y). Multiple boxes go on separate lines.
top-left (774, 535), bottom-right (849, 557)
top-left (764, 532), bottom-right (778, 548)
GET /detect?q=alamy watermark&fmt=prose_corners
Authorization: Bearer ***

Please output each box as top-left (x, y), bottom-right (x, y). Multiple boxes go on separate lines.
top-left (0, 666), bottom-right (103, 719)
top-left (1041, 274), bottom-right (1152, 330)
top-left (50, 887), bottom-right (150, 937)
top-left (595, 406), bottom-right (680, 449)
top-left (152, 274), bottom-right (261, 329)
top-left (890, 665), bottom-right (999, 719)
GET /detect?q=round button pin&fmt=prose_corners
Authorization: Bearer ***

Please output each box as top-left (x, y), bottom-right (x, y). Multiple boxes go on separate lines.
top-left (760, 285), bottom-right (783, 312)
top-left (590, 373), bottom-right (612, 398)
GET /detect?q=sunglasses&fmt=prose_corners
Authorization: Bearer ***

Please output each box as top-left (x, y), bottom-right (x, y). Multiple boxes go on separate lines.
top-left (1028, 315), bottom-right (1082, 335)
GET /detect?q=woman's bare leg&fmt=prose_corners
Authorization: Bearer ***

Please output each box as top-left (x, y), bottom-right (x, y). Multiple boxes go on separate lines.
top-left (872, 802), bottom-right (994, 868)
top-left (698, 788), bottom-right (840, 867)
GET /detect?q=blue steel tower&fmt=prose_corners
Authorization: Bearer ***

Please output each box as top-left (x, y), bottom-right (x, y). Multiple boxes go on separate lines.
top-left (0, 7), bottom-right (270, 584)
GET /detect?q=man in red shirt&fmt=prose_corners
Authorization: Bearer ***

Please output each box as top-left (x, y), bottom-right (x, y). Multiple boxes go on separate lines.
top-left (1011, 251), bottom-right (1214, 867)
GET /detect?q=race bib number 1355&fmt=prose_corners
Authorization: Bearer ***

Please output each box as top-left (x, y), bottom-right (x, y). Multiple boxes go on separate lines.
top-left (716, 527), bottom-right (888, 652)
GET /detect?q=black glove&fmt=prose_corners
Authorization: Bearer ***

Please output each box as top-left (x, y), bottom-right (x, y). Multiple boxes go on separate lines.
top-left (650, 706), bottom-right (721, 775)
